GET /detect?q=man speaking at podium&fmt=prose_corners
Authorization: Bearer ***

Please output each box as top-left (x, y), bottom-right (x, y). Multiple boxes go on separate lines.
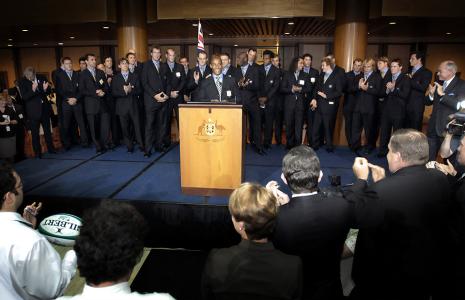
top-left (197, 55), bottom-right (240, 103)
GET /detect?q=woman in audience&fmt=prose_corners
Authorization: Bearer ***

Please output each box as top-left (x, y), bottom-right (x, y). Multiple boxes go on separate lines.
top-left (202, 182), bottom-right (302, 300)
top-left (0, 94), bottom-right (18, 163)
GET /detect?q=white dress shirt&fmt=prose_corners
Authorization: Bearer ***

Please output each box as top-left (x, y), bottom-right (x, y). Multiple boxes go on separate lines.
top-left (58, 282), bottom-right (175, 300)
top-left (0, 212), bottom-right (77, 300)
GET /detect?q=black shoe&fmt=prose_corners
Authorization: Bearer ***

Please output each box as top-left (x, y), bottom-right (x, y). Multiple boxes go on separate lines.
top-left (326, 147), bottom-right (334, 153)
top-left (255, 148), bottom-right (265, 155)
top-left (35, 153), bottom-right (42, 159)
top-left (264, 144), bottom-right (271, 150)
top-left (144, 151), bottom-right (151, 158)
top-left (127, 147), bottom-right (134, 153)
top-left (48, 148), bottom-right (57, 154)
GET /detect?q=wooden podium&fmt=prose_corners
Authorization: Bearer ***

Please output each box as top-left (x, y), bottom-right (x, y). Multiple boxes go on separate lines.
top-left (179, 103), bottom-right (245, 196)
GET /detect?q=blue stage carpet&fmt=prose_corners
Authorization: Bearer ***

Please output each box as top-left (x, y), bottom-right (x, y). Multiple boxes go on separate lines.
top-left (17, 144), bottom-right (388, 205)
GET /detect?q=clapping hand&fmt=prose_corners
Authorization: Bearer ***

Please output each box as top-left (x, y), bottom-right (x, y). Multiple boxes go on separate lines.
top-left (386, 81), bottom-right (395, 91)
top-left (23, 202), bottom-right (42, 229)
top-left (266, 180), bottom-right (290, 206)
top-left (317, 91), bottom-right (327, 99)
top-left (32, 81), bottom-right (39, 92)
top-left (310, 99), bottom-right (317, 111)
top-left (193, 71), bottom-right (200, 83)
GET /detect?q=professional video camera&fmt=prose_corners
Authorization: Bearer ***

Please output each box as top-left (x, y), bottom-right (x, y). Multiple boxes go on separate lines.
top-left (447, 100), bottom-right (465, 136)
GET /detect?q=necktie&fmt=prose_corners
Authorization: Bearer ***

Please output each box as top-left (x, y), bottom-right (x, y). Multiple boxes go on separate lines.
top-left (242, 67), bottom-right (246, 77)
top-left (295, 72), bottom-right (299, 81)
top-left (154, 61), bottom-right (159, 72)
top-left (90, 70), bottom-right (95, 80)
top-left (67, 71), bottom-right (72, 80)
top-left (215, 76), bottom-right (222, 101)
top-left (381, 72), bottom-right (385, 79)
top-left (265, 67), bottom-right (269, 76)
top-left (123, 73), bottom-right (128, 82)
top-left (324, 73), bottom-right (329, 83)
top-left (364, 74), bottom-right (368, 81)
top-left (443, 80), bottom-right (448, 91)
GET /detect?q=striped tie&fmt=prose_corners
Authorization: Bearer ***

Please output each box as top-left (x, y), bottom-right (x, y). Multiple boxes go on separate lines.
top-left (215, 76), bottom-right (222, 101)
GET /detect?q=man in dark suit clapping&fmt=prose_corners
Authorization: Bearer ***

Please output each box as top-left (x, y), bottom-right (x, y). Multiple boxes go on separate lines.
top-left (425, 60), bottom-right (465, 161)
top-left (79, 53), bottom-right (111, 153)
top-left (55, 57), bottom-right (88, 150)
top-left (348, 129), bottom-right (453, 300)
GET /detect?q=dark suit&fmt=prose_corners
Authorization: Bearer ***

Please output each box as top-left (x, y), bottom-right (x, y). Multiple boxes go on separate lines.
top-left (274, 192), bottom-right (352, 300)
top-left (281, 70), bottom-right (311, 148)
top-left (223, 65), bottom-right (239, 81)
top-left (52, 68), bottom-right (66, 144)
top-left (348, 166), bottom-right (453, 300)
top-left (344, 71), bottom-right (360, 148)
top-left (18, 75), bottom-right (54, 155)
top-left (258, 64), bottom-right (281, 146)
top-left (379, 73), bottom-right (411, 154)
top-left (351, 71), bottom-right (382, 151)
top-left (274, 68), bottom-right (285, 145)
top-left (311, 71), bottom-right (344, 150)
top-left (9, 102), bottom-right (26, 162)
top-left (235, 64), bottom-right (262, 149)
top-left (55, 69), bottom-right (88, 148)
top-left (112, 72), bottom-right (143, 150)
top-left (164, 62), bottom-right (187, 146)
top-left (303, 67), bottom-right (319, 146)
top-left (373, 69), bottom-right (392, 148)
top-left (142, 59), bottom-right (170, 152)
top-left (198, 74), bottom-right (239, 102)
top-left (79, 68), bottom-right (110, 151)
top-left (202, 240), bottom-right (302, 300)
top-left (405, 66), bottom-right (432, 131)
top-left (426, 76), bottom-right (465, 160)
top-left (187, 65), bottom-right (212, 102)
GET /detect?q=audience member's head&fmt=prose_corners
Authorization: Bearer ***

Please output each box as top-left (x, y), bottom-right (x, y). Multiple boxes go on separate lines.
top-left (0, 164), bottom-right (22, 212)
top-left (197, 50), bottom-right (208, 66)
top-left (282, 145), bottom-right (322, 194)
top-left (353, 58), bottom-right (363, 73)
top-left (85, 53), bottom-right (97, 69)
top-left (363, 58), bottom-right (375, 74)
top-left (74, 200), bottom-right (147, 286)
top-left (262, 50), bottom-right (274, 66)
top-left (247, 48), bottom-right (257, 64)
top-left (229, 183), bottom-right (278, 241)
top-left (79, 56), bottom-right (87, 71)
top-left (409, 51), bottom-right (425, 67)
top-left (387, 129), bottom-right (429, 173)
top-left (377, 56), bottom-right (389, 71)
top-left (302, 53), bottom-right (313, 68)
top-left (220, 53), bottom-right (231, 69)
top-left (437, 60), bottom-right (457, 81)
top-left (126, 52), bottom-right (137, 65)
top-left (390, 58), bottom-right (403, 75)
top-left (321, 57), bottom-right (334, 73)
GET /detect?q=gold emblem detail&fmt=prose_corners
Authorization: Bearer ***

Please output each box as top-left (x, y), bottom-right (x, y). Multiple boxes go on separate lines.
top-left (195, 118), bottom-right (225, 141)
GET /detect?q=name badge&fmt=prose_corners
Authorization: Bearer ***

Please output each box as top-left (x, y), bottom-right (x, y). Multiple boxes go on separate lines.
top-left (270, 80), bottom-right (274, 84)
top-left (310, 77), bottom-right (315, 83)
top-left (369, 85), bottom-right (373, 88)
top-left (176, 72), bottom-right (181, 78)
top-left (329, 102), bottom-right (334, 105)
top-left (299, 80), bottom-right (305, 85)
top-left (6, 126), bottom-right (10, 132)
top-left (329, 84), bottom-right (333, 88)
top-left (99, 79), bottom-right (104, 85)
top-left (226, 90), bottom-right (232, 97)
top-left (19, 114), bottom-right (23, 119)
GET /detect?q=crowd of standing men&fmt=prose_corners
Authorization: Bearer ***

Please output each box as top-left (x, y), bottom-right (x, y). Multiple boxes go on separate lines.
top-left (3, 46), bottom-right (465, 161)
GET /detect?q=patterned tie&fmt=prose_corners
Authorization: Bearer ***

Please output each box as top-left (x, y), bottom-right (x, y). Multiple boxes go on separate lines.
top-left (215, 76), bottom-right (222, 101)
top-left (123, 73), bottom-right (128, 82)
top-left (67, 71), bottom-right (72, 80)
top-left (324, 73), bottom-right (329, 83)
top-left (443, 80), bottom-right (448, 91)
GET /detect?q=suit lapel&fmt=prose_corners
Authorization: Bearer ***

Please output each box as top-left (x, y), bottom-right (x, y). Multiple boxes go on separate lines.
top-left (444, 76), bottom-right (459, 93)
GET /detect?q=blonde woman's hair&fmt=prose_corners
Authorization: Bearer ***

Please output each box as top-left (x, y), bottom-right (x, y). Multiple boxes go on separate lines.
top-left (229, 182), bottom-right (278, 240)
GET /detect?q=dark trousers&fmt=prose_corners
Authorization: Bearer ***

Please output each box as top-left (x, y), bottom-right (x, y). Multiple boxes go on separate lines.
top-left (312, 111), bottom-right (336, 149)
top-left (28, 114), bottom-right (54, 155)
top-left (379, 112), bottom-right (404, 153)
top-left (351, 112), bottom-right (374, 150)
top-left (107, 99), bottom-right (121, 145)
top-left (262, 99), bottom-right (276, 146)
top-left (284, 97), bottom-right (304, 148)
top-left (86, 112), bottom-right (110, 150)
top-left (163, 97), bottom-right (182, 146)
top-left (343, 108), bottom-right (354, 148)
top-left (274, 97), bottom-right (285, 145)
top-left (406, 106), bottom-right (425, 132)
top-left (244, 99), bottom-right (262, 148)
top-left (145, 103), bottom-right (166, 152)
top-left (427, 134), bottom-right (444, 161)
top-left (63, 104), bottom-right (88, 148)
top-left (119, 108), bottom-right (143, 150)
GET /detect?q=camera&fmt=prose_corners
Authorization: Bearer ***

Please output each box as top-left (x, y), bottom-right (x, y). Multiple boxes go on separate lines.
top-left (447, 111), bottom-right (465, 136)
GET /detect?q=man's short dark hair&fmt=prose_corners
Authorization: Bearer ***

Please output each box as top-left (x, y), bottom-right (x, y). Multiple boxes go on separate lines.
top-left (61, 57), bottom-right (72, 64)
top-left (389, 129), bottom-right (429, 165)
top-left (74, 200), bottom-right (148, 285)
top-left (125, 52), bottom-right (136, 59)
top-left (220, 53), bottom-right (230, 59)
top-left (302, 53), bottom-right (313, 61)
top-left (247, 48), bottom-right (257, 53)
top-left (282, 145), bottom-right (320, 193)
top-left (197, 50), bottom-right (207, 57)
top-left (410, 51), bottom-right (425, 63)
top-left (79, 56), bottom-right (86, 63)
top-left (179, 56), bottom-right (189, 61)
top-left (118, 57), bottom-right (128, 65)
top-left (0, 163), bottom-right (17, 208)
top-left (263, 50), bottom-right (275, 59)
top-left (150, 45), bottom-right (161, 53)
top-left (391, 58), bottom-right (403, 67)
top-left (84, 53), bottom-right (95, 61)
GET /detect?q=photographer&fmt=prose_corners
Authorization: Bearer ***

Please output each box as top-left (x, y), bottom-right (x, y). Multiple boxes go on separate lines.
top-left (438, 118), bottom-right (465, 176)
